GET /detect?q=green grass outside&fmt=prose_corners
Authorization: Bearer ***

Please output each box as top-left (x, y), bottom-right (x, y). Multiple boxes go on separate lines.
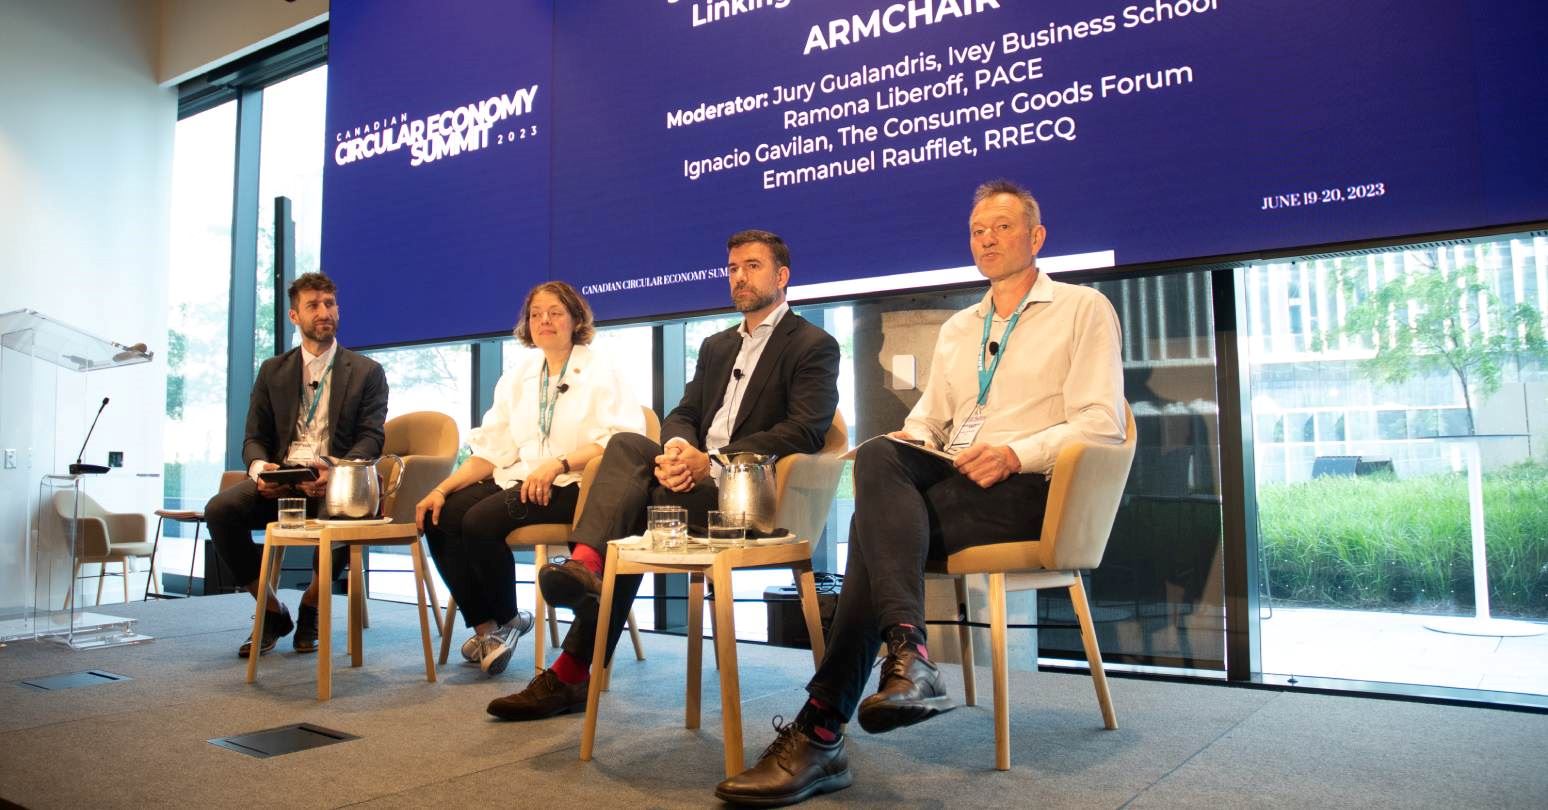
top-left (1258, 462), bottom-right (1548, 618)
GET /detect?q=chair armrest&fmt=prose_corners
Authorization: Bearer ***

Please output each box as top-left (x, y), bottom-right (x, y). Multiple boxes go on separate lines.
top-left (773, 451), bottom-right (847, 551)
top-left (570, 456), bottom-right (606, 529)
top-left (75, 516), bottom-right (111, 558)
top-left (385, 454), bottom-right (457, 526)
top-left (1040, 434), bottom-right (1138, 572)
top-left (103, 512), bottom-right (147, 543)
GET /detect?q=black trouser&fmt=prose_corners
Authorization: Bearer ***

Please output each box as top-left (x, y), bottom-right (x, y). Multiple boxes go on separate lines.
top-left (561, 432), bottom-right (718, 667)
top-left (805, 438), bottom-right (1050, 719)
top-left (205, 478), bottom-right (346, 594)
top-left (422, 479), bottom-right (580, 629)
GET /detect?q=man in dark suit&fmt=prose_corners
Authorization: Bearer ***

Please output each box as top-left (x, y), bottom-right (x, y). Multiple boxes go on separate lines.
top-left (205, 272), bottom-right (389, 657)
top-left (488, 229), bottom-right (840, 721)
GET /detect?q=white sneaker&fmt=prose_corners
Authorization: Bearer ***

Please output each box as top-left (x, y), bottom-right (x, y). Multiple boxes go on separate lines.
top-left (460, 634), bottom-right (484, 664)
top-left (480, 610), bottom-right (535, 675)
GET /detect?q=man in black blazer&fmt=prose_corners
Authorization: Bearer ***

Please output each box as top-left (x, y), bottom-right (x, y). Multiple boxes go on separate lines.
top-left (488, 229), bottom-right (840, 721)
top-left (205, 272), bottom-right (389, 657)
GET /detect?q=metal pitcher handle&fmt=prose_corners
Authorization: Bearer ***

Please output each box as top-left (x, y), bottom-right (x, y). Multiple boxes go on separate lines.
top-left (379, 454), bottom-right (405, 498)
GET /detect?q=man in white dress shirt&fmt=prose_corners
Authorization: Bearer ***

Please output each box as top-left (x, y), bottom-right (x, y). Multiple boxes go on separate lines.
top-left (717, 181), bottom-right (1126, 806)
top-left (206, 272), bottom-right (389, 658)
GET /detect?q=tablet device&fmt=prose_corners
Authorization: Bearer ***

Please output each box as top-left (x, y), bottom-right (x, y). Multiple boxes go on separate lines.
top-left (258, 467), bottom-right (319, 486)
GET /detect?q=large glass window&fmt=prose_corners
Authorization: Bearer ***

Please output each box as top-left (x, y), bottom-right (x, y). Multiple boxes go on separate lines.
top-left (161, 101), bottom-right (238, 584)
top-left (257, 66), bottom-right (328, 363)
top-left (1247, 234), bottom-right (1548, 696)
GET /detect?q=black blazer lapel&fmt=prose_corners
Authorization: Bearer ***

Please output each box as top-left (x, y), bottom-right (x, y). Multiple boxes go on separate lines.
top-left (327, 350), bottom-right (355, 457)
top-left (699, 331), bottom-right (740, 446)
top-left (730, 315), bottom-right (797, 439)
top-left (272, 350), bottom-right (304, 456)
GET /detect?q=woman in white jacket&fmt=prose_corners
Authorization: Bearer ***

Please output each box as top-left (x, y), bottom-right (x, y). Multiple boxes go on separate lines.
top-left (415, 281), bottom-right (644, 676)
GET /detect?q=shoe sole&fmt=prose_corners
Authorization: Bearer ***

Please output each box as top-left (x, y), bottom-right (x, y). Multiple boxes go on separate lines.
top-left (714, 768), bottom-right (853, 807)
top-left (538, 567), bottom-right (598, 610)
top-left (482, 643), bottom-right (514, 675)
top-left (856, 695), bottom-right (955, 734)
top-left (486, 699), bottom-right (585, 722)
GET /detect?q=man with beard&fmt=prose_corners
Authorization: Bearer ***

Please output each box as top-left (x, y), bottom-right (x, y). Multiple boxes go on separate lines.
top-left (716, 181), bottom-right (1125, 805)
top-left (487, 229), bottom-right (840, 720)
top-left (205, 272), bottom-right (389, 657)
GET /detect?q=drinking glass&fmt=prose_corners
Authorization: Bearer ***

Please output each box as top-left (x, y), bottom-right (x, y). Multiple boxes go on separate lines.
top-left (647, 505), bottom-right (688, 550)
top-left (277, 497), bottom-right (307, 529)
top-left (707, 510), bottom-right (747, 548)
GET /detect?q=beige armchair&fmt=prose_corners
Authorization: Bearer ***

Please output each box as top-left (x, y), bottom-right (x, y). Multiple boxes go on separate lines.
top-left (55, 491), bottom-right (154, 607)
top-left (375, 411), bottom-right (460, 629)
top-left (772, 411), bottom-right (849, 551)
top-left (927, 401), bottom-right (1137, 770)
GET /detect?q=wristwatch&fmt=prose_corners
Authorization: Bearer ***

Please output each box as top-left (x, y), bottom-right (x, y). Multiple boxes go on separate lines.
top-left (559, 456), bottom-right (571, 474)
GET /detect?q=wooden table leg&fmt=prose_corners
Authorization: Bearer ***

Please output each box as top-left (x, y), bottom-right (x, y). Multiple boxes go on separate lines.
top-left (410, 541), bottom-right (437, 682)
top-left (711, 555), bottom-right (744, 778)
top-left (317, 535), bottom-right (333, 701)
top-left (246, 533), bottom-right (276, 684)
top-left (686, 571), bottom-right (704, 730)
top-left (581, 544), bottom-right (620, 763)
top-left (533, 544), bottom-right (548, 674)
top-left (349, 546), bottom-right (365, 667)
top-left (794, 561), bottom-right (826, 668)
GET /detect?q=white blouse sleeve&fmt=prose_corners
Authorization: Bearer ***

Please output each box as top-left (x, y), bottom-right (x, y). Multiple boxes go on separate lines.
top-left (466, 373), bottom-right (520, 469)
top-left (581, 354), bottom-right (647, 449)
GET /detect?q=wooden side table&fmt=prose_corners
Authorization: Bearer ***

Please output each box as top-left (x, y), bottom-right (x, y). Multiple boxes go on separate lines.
top-left (244, 520), bottom-right (437, 700)
top-left (580, 539), bottom-right (827, 778)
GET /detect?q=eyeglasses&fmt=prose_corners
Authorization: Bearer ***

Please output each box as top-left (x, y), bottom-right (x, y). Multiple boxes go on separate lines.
top-left (529, 309), bottom-right (568, 322)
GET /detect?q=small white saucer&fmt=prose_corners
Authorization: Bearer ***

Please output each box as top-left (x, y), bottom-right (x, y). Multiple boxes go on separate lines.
top-left (314, 517), bottom-right (393, 527)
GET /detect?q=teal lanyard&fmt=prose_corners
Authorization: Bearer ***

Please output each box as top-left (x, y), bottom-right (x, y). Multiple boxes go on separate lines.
top-left (538, 356), bottom-right (571, 441)
top-left (976, 287), bottom-right (1034, 407)
top-left (302, 355), bottom-right (336, 428)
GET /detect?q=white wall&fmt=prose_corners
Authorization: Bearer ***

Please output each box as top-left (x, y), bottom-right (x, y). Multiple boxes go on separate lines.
top-left (0, 0), bottom-right (175, 614)
top-left (157, 0), bottom-right (329, 85)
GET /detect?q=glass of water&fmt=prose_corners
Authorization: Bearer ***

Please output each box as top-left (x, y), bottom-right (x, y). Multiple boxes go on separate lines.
top-left (277, 497), bottom-right (307, 529)
top-left (647, 505), bottom-right (687, 550)
top-left (707, 510), bottom-right (747, 548)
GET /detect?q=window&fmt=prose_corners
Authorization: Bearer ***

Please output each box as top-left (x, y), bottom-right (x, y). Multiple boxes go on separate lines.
top-left (161, 101), bottom-right (238, 583)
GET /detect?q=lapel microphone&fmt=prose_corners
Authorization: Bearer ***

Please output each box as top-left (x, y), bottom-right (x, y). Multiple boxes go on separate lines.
top-left (732, 368), bottom-right (744, 381)
top-left (308, 380), bottom-right (320, 390)
top-left (557, 383), bottom-right (570, 394)
top-left (988, 341), bottom-right (999, 356)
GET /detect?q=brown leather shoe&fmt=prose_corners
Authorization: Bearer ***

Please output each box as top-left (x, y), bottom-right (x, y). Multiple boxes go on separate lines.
top-left (856, 626), bottom-right (954, 734)
top-left (486, 668), bottom-right (587, 721)
top-left (538, 558), bottom-right (601, 610)
top-left (715, 717), bottom-right (852, 807)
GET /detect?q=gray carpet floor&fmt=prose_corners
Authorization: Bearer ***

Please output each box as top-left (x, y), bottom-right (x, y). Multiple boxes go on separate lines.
top-left (1, 593), bottom-right (1544, 809)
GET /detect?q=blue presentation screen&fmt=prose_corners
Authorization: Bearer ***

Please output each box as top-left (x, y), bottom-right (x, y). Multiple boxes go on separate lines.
top-left (326, 0), bottom-right (1548, 343)
top-left (322, 0), bottom-right (552, 347)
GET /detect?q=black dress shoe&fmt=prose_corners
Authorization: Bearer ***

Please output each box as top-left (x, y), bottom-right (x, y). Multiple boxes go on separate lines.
top-left (238, 604), bottom-right (294, 658)
top-left (538, 558), bottom-right (601, 610)
top-left (856, 626), bottom-right (954, 734)
top-left (292, 603), bottom-right (319, 653)
top-left (715, 718), bottom-right (852, 807)
top-left (486, 668), bottom-right (588, 721)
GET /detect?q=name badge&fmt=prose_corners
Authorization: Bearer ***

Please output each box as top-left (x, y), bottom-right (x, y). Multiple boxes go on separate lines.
top-left (945, 407), bottom-right (987, 455)
top-left (285, 441), bottom-right (321, 466)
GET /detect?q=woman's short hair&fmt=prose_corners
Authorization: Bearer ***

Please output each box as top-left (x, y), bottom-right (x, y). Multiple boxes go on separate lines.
top-left (513, 281), bottom-right (596, 347)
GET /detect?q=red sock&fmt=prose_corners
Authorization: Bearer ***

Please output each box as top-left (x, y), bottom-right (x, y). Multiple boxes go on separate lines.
top-left (551, 651), bottom-right (590, 685)
top-left (570, 543), bottom-right (603, 576)
top-left (898, 623), bottom-right (929, 661)
top-left (803, 698), bottom-right (840, 742)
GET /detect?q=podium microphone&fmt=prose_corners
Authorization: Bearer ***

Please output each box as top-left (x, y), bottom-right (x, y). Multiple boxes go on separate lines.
top-left (69, 397), bottom-right (111, 475)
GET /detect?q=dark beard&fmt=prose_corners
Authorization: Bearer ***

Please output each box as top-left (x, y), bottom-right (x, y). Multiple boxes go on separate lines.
top-left (734, 289), bottom-right (778, 313)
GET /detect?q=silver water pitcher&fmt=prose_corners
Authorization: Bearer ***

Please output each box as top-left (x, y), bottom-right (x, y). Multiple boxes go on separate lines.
top-left (713, 452), bottom-right (778, 534)
top-left (325, 455), bottom-right (404, 519)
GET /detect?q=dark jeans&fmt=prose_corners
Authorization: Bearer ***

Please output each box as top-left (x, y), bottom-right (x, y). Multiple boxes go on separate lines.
top-left (423, 479), bottom-right (580, 629)
top-left (205, 478), bottom-right (346, 593)
top-left (561, 432), bottom-right (719, 667)
top-left (806, 439), bottom-right (1050, 719)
